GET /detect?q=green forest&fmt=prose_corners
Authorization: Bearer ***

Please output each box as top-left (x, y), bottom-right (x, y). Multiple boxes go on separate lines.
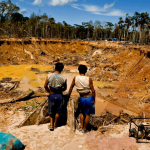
top-left (0, 0), bottom-right (150, 43)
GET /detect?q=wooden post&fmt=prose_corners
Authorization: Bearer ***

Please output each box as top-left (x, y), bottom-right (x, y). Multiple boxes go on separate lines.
top-left (67, 96), bottom-right (79, 132)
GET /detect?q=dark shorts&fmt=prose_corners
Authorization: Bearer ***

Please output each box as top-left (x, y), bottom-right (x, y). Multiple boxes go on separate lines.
top-left (48, 94), bottom-right (63, 117)
top-left (79, 96), bottom-right (95, 116)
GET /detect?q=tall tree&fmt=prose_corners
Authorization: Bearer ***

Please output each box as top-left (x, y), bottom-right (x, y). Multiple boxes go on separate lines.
top-left (105, 22), bottom-right (114, 38)
top-left (0, 0), bottom-right (19, 23)
top-left (40, 13), bottom-right (48, 38)
top-left (48, 17), bottom-right (55, 38)
top-left (82, 21), bottom-right (94, 39)
top-left (139, 12), bottom-right (149, 43)
top-left (93, 21), bottom-right (102, 39)
top-left (118, 17), bottom-right (124, 41)
top-left (125, 14), bottom-right (132, 41)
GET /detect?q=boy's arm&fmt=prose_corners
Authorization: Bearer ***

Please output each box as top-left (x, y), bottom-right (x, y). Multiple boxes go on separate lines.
top-left (89, 77), bottom-right (95, 102)
top-left (68, 77), bottom-right (75, 97)
top-left (44, 77), bottom-right (50, 93)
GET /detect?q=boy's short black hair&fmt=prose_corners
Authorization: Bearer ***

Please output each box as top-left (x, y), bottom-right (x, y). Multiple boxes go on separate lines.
top-left (55, 62), bottom-right (64, 72)
top-left (78, 65), bottom-right (87, 74)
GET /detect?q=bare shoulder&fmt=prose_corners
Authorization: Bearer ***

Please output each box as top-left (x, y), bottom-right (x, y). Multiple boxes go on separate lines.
top-left (89, 77), bottom-right (93, 83)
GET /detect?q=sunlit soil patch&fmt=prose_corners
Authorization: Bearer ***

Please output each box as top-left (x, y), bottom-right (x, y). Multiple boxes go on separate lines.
top-left (93, 81), bottom-right (118, 88)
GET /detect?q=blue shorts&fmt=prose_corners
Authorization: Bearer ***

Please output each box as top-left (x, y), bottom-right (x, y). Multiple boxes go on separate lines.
top-left (79, 96), bottom-right (95, 116)
top-left (48, 94), bottom-right (63, 117)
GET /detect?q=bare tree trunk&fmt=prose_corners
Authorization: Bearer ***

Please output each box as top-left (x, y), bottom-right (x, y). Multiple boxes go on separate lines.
top-left (46, 24), bottom-right (48, 38)
top-left (50, 25), bottom-right (52, 38)
top-left (139, 25), bottom-right (142, 43)
top-left (30, 26), bottom-right (32, 37)
top-left (120, 29), bottom-right (122, 41)
top-left (148, 28), bottom-right (150, 44)
top-left (127, 28), bottom-right (129, 41)
top-left (36, 21), bottom-right (38, 37)
top-left (124, 25), bottom-right (126, 41)
top-left (68, 28), bottom-right (69, 39)
top-left (43, 24), bottom-right (44, 38)
top-left (133, 25), bottom-right (135, 43)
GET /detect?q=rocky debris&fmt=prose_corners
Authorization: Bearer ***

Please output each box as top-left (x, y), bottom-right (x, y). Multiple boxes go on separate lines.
top-left (30, 67), bottom-right (40, 72)
top-left (89, 110), bottom-right (134, 129)
top-left (0, 115), bottom-right (5, 123)
top-left (0, 78), bottom-right (19, 92)
top-left (37, 87), bottom-right (45, 93)
top-left (0, 77), bottom-right (12, 82)
top-left (92, 49), bottom-right (103, 56)
top-left (0, 80), bottom-right (48, 104)
top-left (70, 69), bottom-right (78, 73)
top-left (30, 67), bottom-right (51, 74)
top-left (63, 56), bottom-right (79, 66)
top-left (103, 85), bottom-right (117, 89)
top-left (40, 52), bottom-right (46, 56)
top-left (0, 89), bottom-right (34, 104)
top-left (138, 97), bottom-right (150, 109)
top-left (53, 56), bottom-right (60, 62)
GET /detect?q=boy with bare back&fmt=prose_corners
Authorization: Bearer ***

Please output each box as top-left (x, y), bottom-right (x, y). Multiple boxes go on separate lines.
top-left (69, 65), bottom-right (95, 133)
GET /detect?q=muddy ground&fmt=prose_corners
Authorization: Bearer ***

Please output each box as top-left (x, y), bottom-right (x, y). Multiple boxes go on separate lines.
top-left (0, 38), bottom-right (150, 149)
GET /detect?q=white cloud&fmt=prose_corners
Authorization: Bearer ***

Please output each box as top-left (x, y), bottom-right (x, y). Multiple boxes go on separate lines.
top-left (33, 0), bottom-right (42, 5)
top-left (103, 2), bottom-right (114, 10)
top-left (19, 8), bottom-right (26, 14)
top-left (71, 2), bottom-right (125, 16)
top-left (49, 0), bottom-right (78, 6)
top-left (93, 10), bottom-right (125, 16)
top-left (71, 4), bottom-right (82, 10)
top-left (106, 9), bottom-right (125, 16)
top-left (83, 5), bottom-right (100, 12)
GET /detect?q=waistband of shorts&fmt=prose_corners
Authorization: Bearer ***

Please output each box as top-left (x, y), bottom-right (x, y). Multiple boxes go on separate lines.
top-left (49, 93), bottom-right (63, 96)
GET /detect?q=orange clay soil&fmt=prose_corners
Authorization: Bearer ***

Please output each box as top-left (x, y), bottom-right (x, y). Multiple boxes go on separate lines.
top-left (0, 38), bottom-right (150, 110)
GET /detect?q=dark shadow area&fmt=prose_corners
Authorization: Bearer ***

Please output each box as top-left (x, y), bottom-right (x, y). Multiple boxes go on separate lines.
top-left (0, 40), bottom-right (4, 46)
top-left (57, 94), bottom-right (70, 127)
top-left (7, 41), bottom-right (10, 45)
top-left (147, 52), bottom-right (150, 58)
top-left (87, 123), bottom-right (98, 131)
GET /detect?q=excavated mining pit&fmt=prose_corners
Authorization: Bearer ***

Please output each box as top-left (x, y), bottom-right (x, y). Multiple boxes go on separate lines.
top-left (1, 38), bottom-right (150, 149)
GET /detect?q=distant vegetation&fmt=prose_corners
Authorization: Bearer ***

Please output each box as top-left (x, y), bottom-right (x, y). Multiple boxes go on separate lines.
top-left (0, 0), bottom-right (150, 43)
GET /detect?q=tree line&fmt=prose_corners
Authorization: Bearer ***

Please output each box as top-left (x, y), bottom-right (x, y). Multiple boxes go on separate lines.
top-left (0, 0), bottom-right (150, 43)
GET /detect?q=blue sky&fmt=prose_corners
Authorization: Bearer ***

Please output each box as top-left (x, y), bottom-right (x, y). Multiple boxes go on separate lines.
top-left (7, 0), bottom-right (150, 26)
